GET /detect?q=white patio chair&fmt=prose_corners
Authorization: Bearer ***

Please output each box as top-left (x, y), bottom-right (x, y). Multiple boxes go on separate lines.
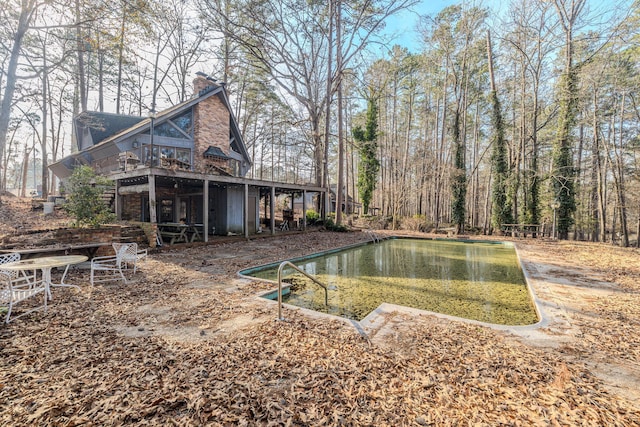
top-left (0, 252), bottom-right (36, 286)
top-left (112, 242), bottom-right (147, 274)
top-left (0, 271), bottom-right (47, 323)
top-left (90, 250), bottom-right (127, 286)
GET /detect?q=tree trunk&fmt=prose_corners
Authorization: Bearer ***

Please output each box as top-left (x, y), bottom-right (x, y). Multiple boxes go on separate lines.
top-left (590, 90), bottom-right (602, 242)
top-left (0, 0), bottom-right (37, 203)
top-left (336, 0), bottom-right (344, 225)
top-left (321, 0), bottom-right (334, 216)
top-left (75, 0), bottom-right (87, 113)
top-left (40, 41), bottom-right (49, 199)
top-left (552, 0), bottom-right (586, 239)
top-left (115, 6), bottom-right (127, 114)
top-left (20, 145), bottom-right (32, 197)
top-left (613, 92), bottom-right (629, 247)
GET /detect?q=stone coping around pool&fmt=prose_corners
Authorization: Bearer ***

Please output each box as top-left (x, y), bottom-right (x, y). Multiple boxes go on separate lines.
top-left (238, 235), bottom-right (515, 278)
top-left (241, 236), bottom-right (550, 338)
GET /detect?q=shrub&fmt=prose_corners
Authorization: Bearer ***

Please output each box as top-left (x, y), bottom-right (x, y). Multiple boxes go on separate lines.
top-left (324, 218), bottom-right (348, 232)
top-left (63, 166), bottom-right (116, 227)
top-left (306, 209), bottom-right (320, 224)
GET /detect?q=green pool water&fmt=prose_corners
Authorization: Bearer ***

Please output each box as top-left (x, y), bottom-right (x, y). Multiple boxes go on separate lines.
top-left (245, 238), bottom-right (538, 325)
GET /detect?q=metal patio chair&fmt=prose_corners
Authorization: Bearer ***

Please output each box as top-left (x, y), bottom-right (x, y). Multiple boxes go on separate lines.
top-left (0, 252), bottom-right (36, 286)
top-left (0, 271), bottom-right (47, 324)
top-left (112, 242), bottom-right (147, 274)
top-left (90, 249), bottom-right (127, 286)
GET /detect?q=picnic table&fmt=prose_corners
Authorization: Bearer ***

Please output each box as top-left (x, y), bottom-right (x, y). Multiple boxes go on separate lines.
top-left (158, 223), bottom-right (203, 244)
top-left (501, 224), bottom-right (541, 238)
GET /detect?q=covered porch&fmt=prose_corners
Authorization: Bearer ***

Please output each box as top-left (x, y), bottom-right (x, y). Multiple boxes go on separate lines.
top-left (110, 167), bottom-right (326, 245)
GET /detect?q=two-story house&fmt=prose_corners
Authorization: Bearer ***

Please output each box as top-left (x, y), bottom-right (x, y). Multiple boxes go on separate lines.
top-left (50, 74), bottom-right (325, 244)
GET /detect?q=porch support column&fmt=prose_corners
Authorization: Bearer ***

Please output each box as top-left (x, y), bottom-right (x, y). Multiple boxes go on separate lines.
top-left (323, 186), bottom-right (330, 220)
top-left (149, 174), bottom-right (158, 246)
top-left (244, 183), bottom-right (249, 238)
top-left (203, 179), bottom-right (209, 242)
top-left (270, 186), bottom-right (276, 235)
top-left (115, 180), bottom-right (122, 220)
top-left (302, 190), bottom-right (307, 231)
top-left (263, 190), bottom-right (268, 231)
top-left (149, 174), bottom-right (157, 224)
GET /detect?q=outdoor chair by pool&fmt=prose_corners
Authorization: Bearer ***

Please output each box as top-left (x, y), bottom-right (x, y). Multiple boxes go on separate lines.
top-left (112, 242), bottom-right (147, 273)
top-left (90, 243), bottom-right (146, 285)
top-left (90, 247), bottom-right (127, 286)
top-left (0, 252), bottom-right (36, 285)
top-left (0, 270), bottom-right (47, 324)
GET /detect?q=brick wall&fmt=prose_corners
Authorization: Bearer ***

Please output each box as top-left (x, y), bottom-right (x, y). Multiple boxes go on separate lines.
top-left (192, 76), bottom-right (230, 173)
top-left (0, 225), bottom-right (149, 254)
top-left (122, 195), bottom-right (142, 221)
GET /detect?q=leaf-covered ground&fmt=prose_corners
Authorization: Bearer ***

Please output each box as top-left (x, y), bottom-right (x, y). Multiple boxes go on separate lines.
top-left (1, 201), bottom-right (639, 425)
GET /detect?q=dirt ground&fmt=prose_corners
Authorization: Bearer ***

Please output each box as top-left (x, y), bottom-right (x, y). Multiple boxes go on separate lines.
top-left (1, 197), bottom-right (640, 425)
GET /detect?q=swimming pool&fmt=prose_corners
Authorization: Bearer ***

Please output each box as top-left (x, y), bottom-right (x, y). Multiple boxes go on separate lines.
top-left (240, 238), bottom-right (539, 325)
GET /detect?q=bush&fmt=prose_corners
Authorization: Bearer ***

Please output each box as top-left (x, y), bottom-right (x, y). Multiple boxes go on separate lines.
top-left (306, 209), bottom-right (320, 224)
top-left (63, 166), bottom-right (116, 227)
top-left (324, 218), bottom-right (348, 232)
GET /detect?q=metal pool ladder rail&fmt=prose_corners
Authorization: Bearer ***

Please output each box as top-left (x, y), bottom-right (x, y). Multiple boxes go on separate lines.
top-left (364, 229), bottom-right (384, 243)
top-left (277, 261), bottom-right (328, 321)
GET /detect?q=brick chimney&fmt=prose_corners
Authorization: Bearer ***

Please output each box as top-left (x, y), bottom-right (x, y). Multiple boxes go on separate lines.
top-left (193, 75), bottom-right (217, 96)
top-left (192, 75), bottom-right (231, 172)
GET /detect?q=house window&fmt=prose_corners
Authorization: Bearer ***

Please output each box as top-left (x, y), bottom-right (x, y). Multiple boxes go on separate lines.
top-left (172, 110), bottom-right (193, 135)
top-left (230, 159), bottom-right (240, 176)
top-left (155, 145), bottom-right (191, 170)
top-left (142, 145), bottom-right (159, 166)
top-left (160, 199), bottom-right (174, 222)
top-left (176, 148), bottom-right (190, 164)
top-left (161, 146), bottom-right (175, 159)
top-left (154, 122), bottom-right (186, 139)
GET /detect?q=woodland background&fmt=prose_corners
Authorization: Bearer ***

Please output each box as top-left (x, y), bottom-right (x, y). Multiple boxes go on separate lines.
top-left (0, 0), bottom-right (639, 245)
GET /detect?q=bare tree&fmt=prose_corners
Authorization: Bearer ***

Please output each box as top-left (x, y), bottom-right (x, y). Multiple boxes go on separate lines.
top-left (0, 0), bottom-right (40, 202)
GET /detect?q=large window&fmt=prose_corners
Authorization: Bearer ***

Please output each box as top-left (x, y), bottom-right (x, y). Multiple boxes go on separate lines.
top-left (141, 145), bottom-right (159, 166)
top-left (172, 110), bottom-right (193, 135)
top-left (141, 145), bottom-right (191, 169)
top-left (176, 148), bottom-right (190, 164)
top-left (151, 110), bottom-right (193, 139)
top-left (154, 122), bottom-right (185, 138)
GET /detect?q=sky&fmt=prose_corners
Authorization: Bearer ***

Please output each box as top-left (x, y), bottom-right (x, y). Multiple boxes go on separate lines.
top-left (382, 0), bottom-right (634, 55)
top-left (381, 0), bottom-right (507, 54)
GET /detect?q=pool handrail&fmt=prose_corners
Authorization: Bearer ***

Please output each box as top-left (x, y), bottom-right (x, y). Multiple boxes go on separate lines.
top-left (364, 230), bottom-right (384, 243)
top-left (277, 261), bottom-right (328, 321)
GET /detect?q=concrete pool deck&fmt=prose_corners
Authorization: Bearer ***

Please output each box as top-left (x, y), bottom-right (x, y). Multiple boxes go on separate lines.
top-left (247, 233), bottom-right (640, 404)
top-left (359, 238), bottom-right (640, 403)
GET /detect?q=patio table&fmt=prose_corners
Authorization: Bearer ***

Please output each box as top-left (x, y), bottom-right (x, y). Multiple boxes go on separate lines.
top-left (1, 255), bottom-right (88, 300)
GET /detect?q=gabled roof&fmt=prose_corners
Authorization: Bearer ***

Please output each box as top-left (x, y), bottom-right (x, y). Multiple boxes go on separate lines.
top-left (75, 112), bottom-right (145, 146)
top-left (51, 81), bottom-right (252, 178)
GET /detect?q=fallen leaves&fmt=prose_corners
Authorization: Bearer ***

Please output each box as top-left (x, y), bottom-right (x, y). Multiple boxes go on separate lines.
top-left (0, 215), bottom-right (639, 424)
